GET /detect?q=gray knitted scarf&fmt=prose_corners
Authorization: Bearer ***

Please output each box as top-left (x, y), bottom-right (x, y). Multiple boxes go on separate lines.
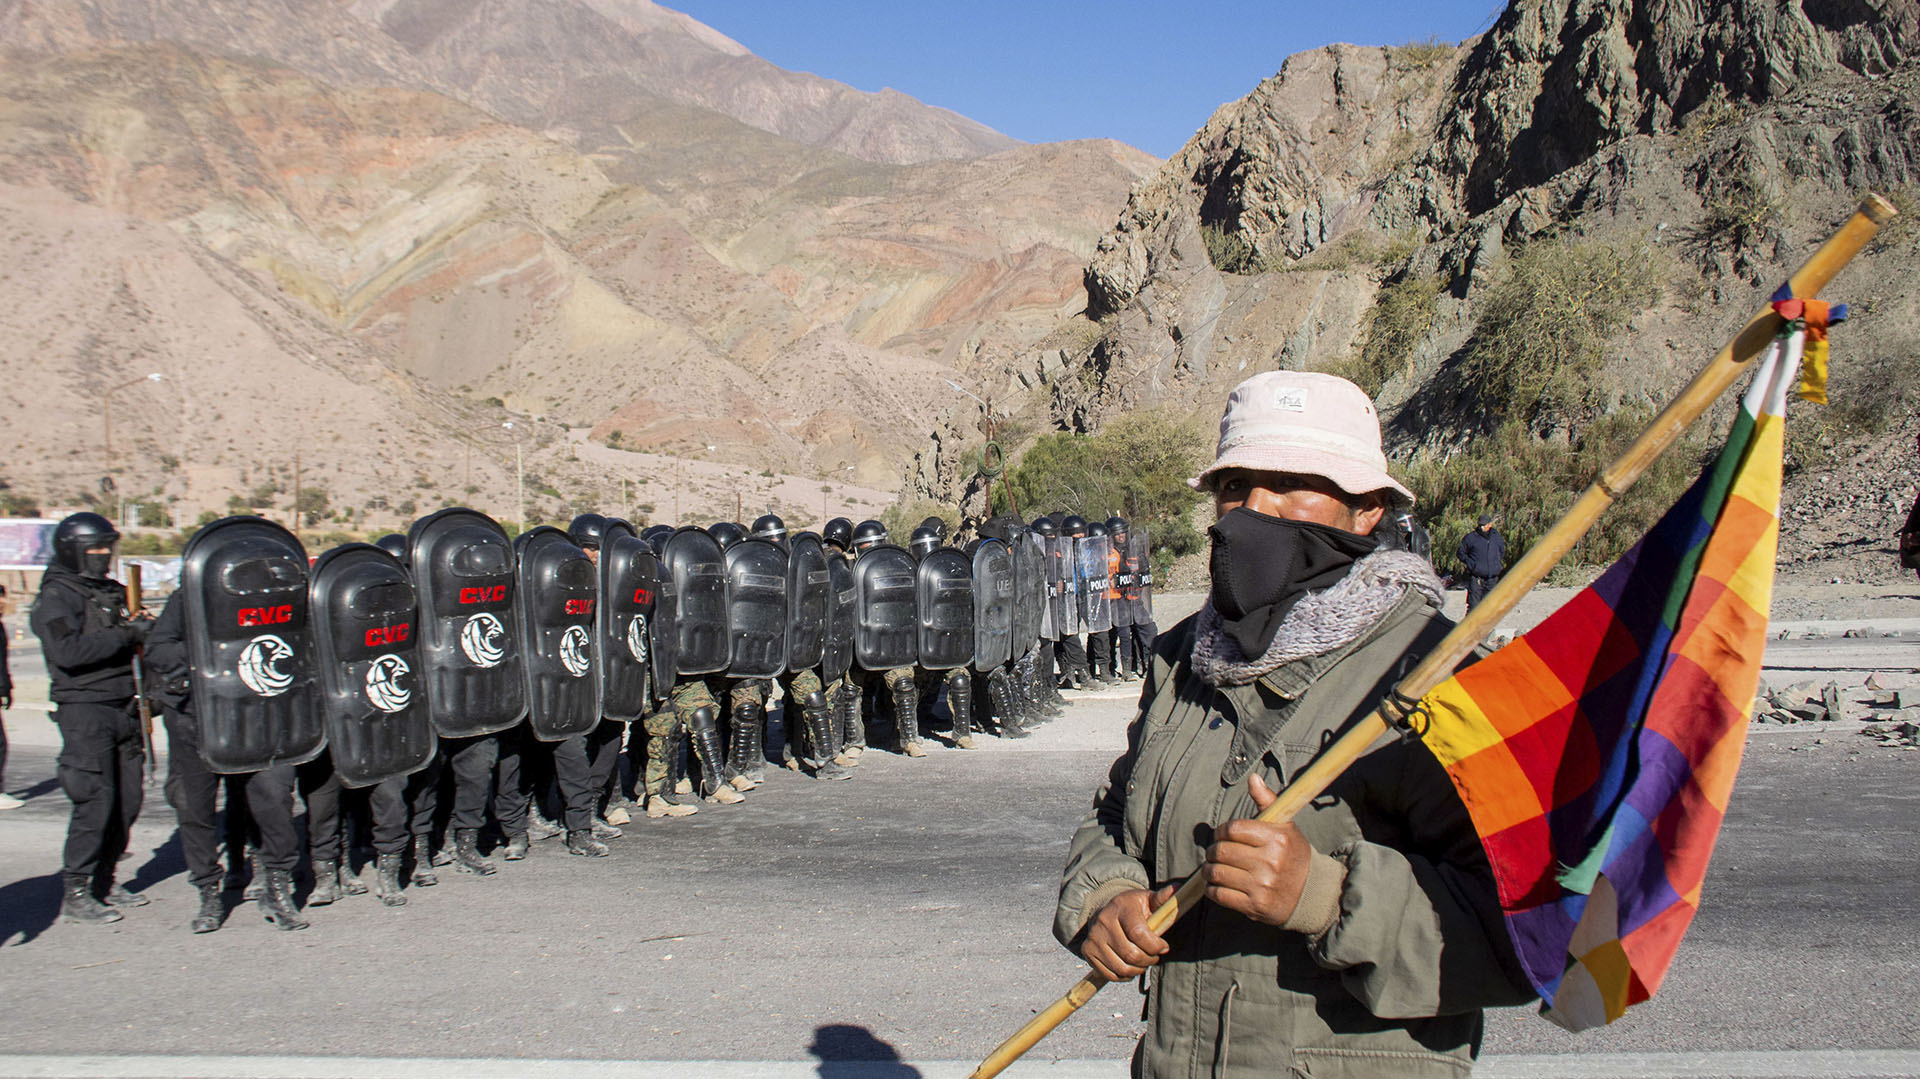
top-left (1190, 550), bottom-right (1445, 687)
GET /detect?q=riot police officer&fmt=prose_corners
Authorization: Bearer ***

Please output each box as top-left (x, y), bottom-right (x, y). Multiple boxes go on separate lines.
top-left (31, 513), bottom-right (154, 923)
top-left (849, 520), bottom-right (925, 757)
top-left (146, 587), bottom-right (300, 929)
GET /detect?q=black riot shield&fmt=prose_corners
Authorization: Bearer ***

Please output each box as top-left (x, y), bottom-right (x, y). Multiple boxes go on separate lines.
top-left (663, 526), bottom-right (729, 676)
top-left (1012, 532), bottom-right (1044, 657)
top-left (309, 544), bottom-right (435, 787)
top-left (1079, 534), bottom-right (1114, 633)
top-left (599, 527), bottom-right (662, 721)
top-left (179, 517), bottom-right (325, 773)
top-left (1130, 528), bottom-right (1155, 625)
top-left (785, 534), bottom-right (831, 671)
top-left (514, 527), bottom-right (601, 742)
top-left (820, 551), bottom-right (857, 684)
top-left (1049, 534), bottom-right (1077, 637)
top-left (725, 538), bottom-right (788, 678)
top-left (408, 508), bottom-right (526, 738)
top-left (971, 540), bottom-right (1014, 671)
top-left (853, 545), bottom-right (917, 670)
top-left (916, 548), bottom-right (974, 671)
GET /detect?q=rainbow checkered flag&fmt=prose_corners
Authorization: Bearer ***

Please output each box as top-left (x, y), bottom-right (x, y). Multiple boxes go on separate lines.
top-left (1419, 327), bottom-right (1805, 1030)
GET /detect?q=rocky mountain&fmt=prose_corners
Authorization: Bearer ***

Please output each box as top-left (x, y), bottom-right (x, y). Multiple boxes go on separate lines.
top-left (0, 0), bottom-right (1153, 530)
top-left (938, 0), bottom-right (1920, 582)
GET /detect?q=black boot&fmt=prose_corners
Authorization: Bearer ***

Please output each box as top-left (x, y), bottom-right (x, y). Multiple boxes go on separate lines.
top-left (743, 699), bottom-right (768, 784)
top-left (689, 706), bottom-right (744, 803)
top-left (566, 829), bottom-right (611, 857)
top-left (410, 835), bottom-right (439, 887)
top-left (990, 667), bottom-right (1026, 739)
top-left (257, 869), bottom-right (309, 931)
top-left (527, 805), bottom-right (564, 841)
top-left (308, 859), bottom-right (342, 906)
top-left (338, 861), bottom-right (368, 896)
top-left (375, 853), bottom-right (407, 907)
top-left (892, 678), bottom-right (925, 757)
top-left (503, 832), bottom-right (530, 861)
top-left (949, 676), bottom-right (976, 749)
top-left (100, 879), bottom-right (150, 908)
top-left (803, 691), bottom-right (851, 781)
top-left (61, 872), bottom-right (122, 924)
top-left (451, 828), bottom-right (497, 875)
top-left (190, 881), bottom-right (224, 933)
top-left (242, 851), bottom-right (267, 901)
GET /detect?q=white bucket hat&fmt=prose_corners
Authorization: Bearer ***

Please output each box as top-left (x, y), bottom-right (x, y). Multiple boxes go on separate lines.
top-left (1190, 371), bottom-right (1415, 507)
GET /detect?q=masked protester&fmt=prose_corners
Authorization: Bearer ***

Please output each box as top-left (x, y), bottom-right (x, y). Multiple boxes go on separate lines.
top-left (1054, 372), bottom-right (1532, 1078)
top-left (31, 513), bottom-right (155, 923)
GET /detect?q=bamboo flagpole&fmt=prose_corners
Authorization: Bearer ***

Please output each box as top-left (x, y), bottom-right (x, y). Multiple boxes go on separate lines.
top-left (968, 193), bottom-right (1898, 1079)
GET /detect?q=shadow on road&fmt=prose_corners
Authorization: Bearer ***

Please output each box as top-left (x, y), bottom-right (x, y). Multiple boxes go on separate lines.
top-left (0, 871), bottom-right (61, 945)
top-left (808, 1023), bottom-right (923, 1077)
top-left (125, 829), bottom-right (186, 896)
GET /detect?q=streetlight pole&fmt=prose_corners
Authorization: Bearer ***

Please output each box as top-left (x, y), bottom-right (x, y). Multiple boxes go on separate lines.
top-left (502, 421), bottom-right (524, 530)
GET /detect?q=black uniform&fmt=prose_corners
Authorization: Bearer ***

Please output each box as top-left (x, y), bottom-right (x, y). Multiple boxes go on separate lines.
top-left (0, 607), bottom-right (13, 795)
top-left (147, 592), bottom-right (301, 905)
top-left (31, 562), bottom-right (146, 891)
top-left (1456, 525), bottom-right (1507, 611)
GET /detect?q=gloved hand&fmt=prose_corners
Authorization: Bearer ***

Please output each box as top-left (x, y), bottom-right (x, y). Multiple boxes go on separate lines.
top-left (123, 618), bottom-right (151, 645)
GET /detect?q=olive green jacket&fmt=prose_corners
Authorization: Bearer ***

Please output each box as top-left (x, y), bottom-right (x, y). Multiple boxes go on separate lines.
top-left (1054, 593), bottom-right (1534, 1078)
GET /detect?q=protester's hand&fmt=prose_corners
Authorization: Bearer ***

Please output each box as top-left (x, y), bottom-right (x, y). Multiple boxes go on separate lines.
top-left (1201, 774), bottom-right (1315, 928)
top-left (1081, 884), bottom-right (1176, 982)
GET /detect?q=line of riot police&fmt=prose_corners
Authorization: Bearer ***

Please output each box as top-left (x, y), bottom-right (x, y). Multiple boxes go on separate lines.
top-left (44, 502), bottom-right (1155, 932)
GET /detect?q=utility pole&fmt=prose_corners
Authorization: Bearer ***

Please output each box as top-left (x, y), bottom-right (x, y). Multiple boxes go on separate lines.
top-left (292, 450), bottom-right (302, 534)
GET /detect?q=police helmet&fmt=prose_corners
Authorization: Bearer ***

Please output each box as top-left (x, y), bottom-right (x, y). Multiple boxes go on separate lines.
top-left (823, 517), bottom-right (854, 551)
top-left (52, 512), bottom-right (120, 575)
top-left (568, 513), bottom-right (608, 551)
top-left (750, 514), bottom-right (788, 547)
top-left (709, 521), bottom-right (746, 551)
top-left (851, 520), bottom-right (888, 552)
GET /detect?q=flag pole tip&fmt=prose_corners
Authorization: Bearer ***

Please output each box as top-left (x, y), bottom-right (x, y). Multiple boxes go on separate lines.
top-left (1863, 192), bottom-right (1900, 225)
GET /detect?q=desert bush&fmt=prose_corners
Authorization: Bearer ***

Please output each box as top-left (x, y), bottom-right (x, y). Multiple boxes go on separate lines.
top-left (1327, 274), bottom-right (1443, 394)
top-left (1457, 237), bottom-right (1662, 428)
top-left (1680, 178), bottom-right (1784, 266)
top-left (1201, 223), bottom-right (1269, 275)
top-left (1404, 408), bottom-right (1705, 583)
top-left (881, 499), bottom-right (955, 540)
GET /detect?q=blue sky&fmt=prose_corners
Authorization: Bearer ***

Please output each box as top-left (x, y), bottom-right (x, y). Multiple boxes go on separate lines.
top-left (667, 1), bottom-right (1507, 158)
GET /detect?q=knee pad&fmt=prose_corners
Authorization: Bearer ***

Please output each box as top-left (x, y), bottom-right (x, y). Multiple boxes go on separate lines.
top-left (689, 705), bottom-right (718, 733)
top-left (804, 689), bottom-right (828, 713)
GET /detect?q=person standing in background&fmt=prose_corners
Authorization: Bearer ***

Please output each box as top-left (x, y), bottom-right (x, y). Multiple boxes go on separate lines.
top-left (1455, 513), bottom-right (1506, 611)
top-left (0, 584), bottom-right (17, 810)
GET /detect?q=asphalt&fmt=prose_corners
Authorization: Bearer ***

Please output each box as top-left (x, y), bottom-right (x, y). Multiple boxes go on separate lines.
top-left (0, 613), bottom-right (1915, 1076)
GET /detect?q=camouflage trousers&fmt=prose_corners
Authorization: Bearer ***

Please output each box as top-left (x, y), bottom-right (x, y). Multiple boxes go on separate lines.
top-left (777, 667), bottom-right (825, 762)
top-left (639, 678), bottom-right (720, 794)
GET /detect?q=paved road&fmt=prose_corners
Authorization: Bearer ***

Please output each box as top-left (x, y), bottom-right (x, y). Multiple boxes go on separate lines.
top-left (0, 633), bottom-right (1915, 1077)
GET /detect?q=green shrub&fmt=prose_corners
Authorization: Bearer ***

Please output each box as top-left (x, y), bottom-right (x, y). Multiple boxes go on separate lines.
top-left (1326, 274), bottom-right (1442, 394)
top-left (1404, 409), bottom-right (1705, 583)
top-left (1001, 409), bottom-right (1210, 568)
top-left (1201, 223), bottom-right (1268, 275)
top-left (1679, 179), bottom-right (1784, 266)
top-left (882, 499), bottom-right (955, 540)
top-left (1457, 237), bottom-right (1662, 427)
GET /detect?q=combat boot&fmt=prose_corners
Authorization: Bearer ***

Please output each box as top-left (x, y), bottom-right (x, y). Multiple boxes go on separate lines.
top-left (374, 853), bottom-right (407, 908)
top-left (410, 835), bottom-right (439, 887)
top-left (338, 861), bottom-right (368, 896)
top-left (190, 881), bottom-right (224, 933)
top-left (646, 787), bottom-right (698, 818)
top-left (450, 828), bottom-right (497, 875)
top-left (566, 829), bottom-right (611, 857)
top-left (743, 700), bottom-right (769, 784)
top-left (308, 859), bottom-right (342, 906)
top-left (591, 816), bottom-right (624, 839)
top-left (527, 805), bottom-right (564, 841)
top-left (949, 678), bottom-right (976, 750)
top-left (892, 678), bottom-right (926, 757)
top-left (100, 880), bottom-right (150, 908)
top-left (502, 832), bottom-right (530, 861)
top-left (257, 868), bottom-right (308, 931)
top-left (61, 873), bottom-right (122, 924)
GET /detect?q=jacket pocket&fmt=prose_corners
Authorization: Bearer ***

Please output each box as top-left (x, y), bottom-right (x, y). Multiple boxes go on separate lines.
top-left (1289, 1046), bottom-right (1471, 1078)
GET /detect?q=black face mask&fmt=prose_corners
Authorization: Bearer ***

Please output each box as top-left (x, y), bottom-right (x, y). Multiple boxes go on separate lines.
top-left (81, 551), bottom-right (113, 578)
top-left (1208, 508), bottom-right (1378, 657)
